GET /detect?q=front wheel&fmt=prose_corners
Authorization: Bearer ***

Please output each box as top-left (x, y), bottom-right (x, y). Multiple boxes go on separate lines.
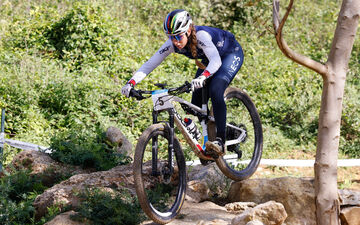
top-left (209, 87), bottom-right (263, 181)
top-left (133, 123), bottom-right (186, 224)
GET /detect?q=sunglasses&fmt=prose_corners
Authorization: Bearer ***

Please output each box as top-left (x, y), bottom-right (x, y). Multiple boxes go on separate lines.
top-left (168, 33), bottom-right (185, 41)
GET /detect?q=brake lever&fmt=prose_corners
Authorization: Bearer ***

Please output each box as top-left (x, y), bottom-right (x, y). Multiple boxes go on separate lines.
top-left (129, 88), bottom-right (145, 100)
top-left (184, 81), bottom-right (192, 93)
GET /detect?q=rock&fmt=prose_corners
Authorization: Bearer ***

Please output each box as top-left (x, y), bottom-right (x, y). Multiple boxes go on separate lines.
top-left (246, 220), bottom-right (265, 225)
top-left (228, 177), bottom-right (315, 225)
top-left (187, 163), bottom-right (231, 199)
top-left (44, 210), bottom-right (86, 225)
top-left (225, 202), bottom-right (257, 214)
top-left (340, 207), bottom-right (360, 225)
top-left (33, 162), bottom-right (135, 218)
top-left (186, 180), bottom-right (210, 203)
top-left (228, 177), bottom-right (360, 225)
top-left (196, 219), bottom-right (229, 225)
top-left (339, 189), bottom-right (360, 206)
top-left (106, 126), bottom-right (133, 158)
top-left (231, 201), bottom-right (287, 225)
top-left (172, 201), bottom-right (236, 225)
top-left (44, 210), bottom-right (88, 225)
top-left (6, 150), bottom-right (91, 186)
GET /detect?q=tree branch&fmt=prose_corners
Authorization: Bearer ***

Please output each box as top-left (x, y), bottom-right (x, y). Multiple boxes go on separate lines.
top-left (272, 0), bottom-right (328, 77)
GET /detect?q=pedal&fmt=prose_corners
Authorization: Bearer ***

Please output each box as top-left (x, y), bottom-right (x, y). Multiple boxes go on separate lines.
top-left (205, 142), bottom-right (225, 158)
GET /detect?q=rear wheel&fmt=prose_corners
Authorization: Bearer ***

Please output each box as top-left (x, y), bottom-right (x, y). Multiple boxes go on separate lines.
top-left (209, 87), bottom-right (263, 181)
top-left (133, 123), bottom-right (186, 224)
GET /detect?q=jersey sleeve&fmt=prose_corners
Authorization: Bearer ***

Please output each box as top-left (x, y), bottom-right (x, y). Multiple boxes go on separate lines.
top-left (129, 39), bottom-right (174, 85)
top-left (196, 30), bottom-right (222, 75)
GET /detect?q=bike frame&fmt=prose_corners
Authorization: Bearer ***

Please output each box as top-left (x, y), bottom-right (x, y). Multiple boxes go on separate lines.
top-left (150, 87), bottom-right (247, 166)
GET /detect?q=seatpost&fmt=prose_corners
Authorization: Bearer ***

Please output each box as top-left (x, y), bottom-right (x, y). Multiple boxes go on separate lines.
top-left (201, 87), bottom-right (209, 147)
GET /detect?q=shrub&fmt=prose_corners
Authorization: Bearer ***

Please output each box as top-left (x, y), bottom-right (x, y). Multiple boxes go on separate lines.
top-left (72, 188), bottom-right (145, 225)
top-left (0, 169), bottom-right (64, 224)
top-left (49, 126), bottom-right (131, 171)
top-left (43, 3), bottom-right (116, 69)
top-left (203, 0), bottom-right (271, 32)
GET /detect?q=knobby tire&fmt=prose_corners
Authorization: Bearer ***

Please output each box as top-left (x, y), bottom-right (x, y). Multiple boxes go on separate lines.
top-left (133, 123), bottom-right (186, 224)
top-left (210, 87), bottom-right (263, 181)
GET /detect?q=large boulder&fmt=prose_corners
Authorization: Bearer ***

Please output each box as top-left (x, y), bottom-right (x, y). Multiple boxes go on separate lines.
top-left (33, 162), bottom-right (135, 218)
top-left (6, 150), bottom-right (91, 186)
top-left (106, 126), bottom-right (133, 158)
top-left (228, 177), bottom-right (316, 225)
top-left (228, 177), bottom-right (360, 225)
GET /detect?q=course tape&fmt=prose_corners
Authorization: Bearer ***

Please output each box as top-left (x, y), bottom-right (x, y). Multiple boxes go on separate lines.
top-left (0, 136), bottom-right (52, 153)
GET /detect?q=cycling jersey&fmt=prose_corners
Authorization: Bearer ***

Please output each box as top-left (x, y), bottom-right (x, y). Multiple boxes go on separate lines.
top-left (173, 26), bottom-right (237, 59)
top-left (129, 26), bottom-right (239, 85)
top-left (127, 25), bottom-right (244, 144)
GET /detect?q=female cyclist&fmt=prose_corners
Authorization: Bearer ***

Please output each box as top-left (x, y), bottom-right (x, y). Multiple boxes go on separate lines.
top-left (121, 9), bottom-right (244, 154)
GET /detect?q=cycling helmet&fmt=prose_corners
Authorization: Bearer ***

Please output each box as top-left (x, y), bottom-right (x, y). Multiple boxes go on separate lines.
top-left (163, 9), bottom-right (192, 35)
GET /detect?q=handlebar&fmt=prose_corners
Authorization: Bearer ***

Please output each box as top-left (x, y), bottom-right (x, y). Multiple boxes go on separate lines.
top-left (129, 81), bottom-right (192, 100)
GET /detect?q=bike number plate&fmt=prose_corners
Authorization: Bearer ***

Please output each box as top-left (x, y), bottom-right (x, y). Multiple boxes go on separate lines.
top-left (151, 90), bottom-right (173, 111)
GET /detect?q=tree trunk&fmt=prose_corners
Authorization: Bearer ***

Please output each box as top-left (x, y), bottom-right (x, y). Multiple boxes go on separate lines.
top-left (272, 0), bottom-right (360, 224)
top-left (315, 1), bottom-right (360, 224)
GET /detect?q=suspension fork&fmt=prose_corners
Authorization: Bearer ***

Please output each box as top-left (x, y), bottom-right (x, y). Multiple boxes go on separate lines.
top-left (151, 111), bottom-right (159, 176)
top-left (151, 109), bottom-right (175, 176)
top-left (168, 109), bottom-right (175, 175)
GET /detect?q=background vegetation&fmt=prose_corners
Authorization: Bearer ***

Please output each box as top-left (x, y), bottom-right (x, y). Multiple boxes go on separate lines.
top-left (0, 0), bottom-right (358, 162)
top-left (0, 0), bottom-right (358, 223)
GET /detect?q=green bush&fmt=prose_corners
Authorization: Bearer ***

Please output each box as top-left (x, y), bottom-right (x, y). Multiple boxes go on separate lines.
top-left (49, 126), bottom-right (131, 171)
top-left (43, 3), bottom-right (116, 69)
top-left (0, 169), bottom-right (65, 224)
top-left (203, 0), bottom-right (271, 32)
top-left (72, 188), bottom-right (146, 225)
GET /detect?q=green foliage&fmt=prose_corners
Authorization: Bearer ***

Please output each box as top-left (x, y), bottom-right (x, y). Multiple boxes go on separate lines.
top-left (49, 125), bottom-right (131, 171)
top-left (340, 84), bottom-right (360, 157)
top-left (0, 0), bottom-right (359, 165)
top-left (0, 169), bottom-right (66, 224)
top-left (43, 3), bottom-right (116, 69)
top-left (72, 188), bottom-right (146, 225)
top-left (203, 0), bottom-right (271, 32)
top-left (1, 170), bottom-right (46, 202)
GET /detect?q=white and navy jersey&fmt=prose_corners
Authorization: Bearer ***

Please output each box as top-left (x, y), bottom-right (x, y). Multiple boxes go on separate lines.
top-left (129, 26), bottom-right (238, 85)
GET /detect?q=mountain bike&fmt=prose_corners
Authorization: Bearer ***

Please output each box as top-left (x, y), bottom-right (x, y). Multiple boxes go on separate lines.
top-left (130, 81), bottom-right (263, 224)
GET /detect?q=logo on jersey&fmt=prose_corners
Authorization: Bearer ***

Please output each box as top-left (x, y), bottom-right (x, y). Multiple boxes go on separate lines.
top-left (230, 55), bottom-right (242, 72)
top-left (159, 45), bottom-right (171, 54)
top-left (217, 41), bottom-right (224, 48)
top-left (198, 40), bottom-right (206, 47)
